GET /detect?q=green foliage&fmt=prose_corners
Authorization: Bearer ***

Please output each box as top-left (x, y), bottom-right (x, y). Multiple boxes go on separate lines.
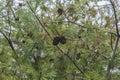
top-left (0, 0), bottom-right (120, 80)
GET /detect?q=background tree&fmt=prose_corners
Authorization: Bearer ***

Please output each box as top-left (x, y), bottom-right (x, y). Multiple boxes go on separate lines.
top-left (0, 0), bottom-right (120, 80)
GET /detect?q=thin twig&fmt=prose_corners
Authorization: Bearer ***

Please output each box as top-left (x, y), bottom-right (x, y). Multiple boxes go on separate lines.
top-left (0, 31), bottom-right (18, 58)
top-left (110, 0), bottom-right (119, 35)
top-left (26, 0), bottom-right (52, 40)
top-left (7, 9), bottom-right (12, 39)
top-left (56, 46), bottom-right (84, 75)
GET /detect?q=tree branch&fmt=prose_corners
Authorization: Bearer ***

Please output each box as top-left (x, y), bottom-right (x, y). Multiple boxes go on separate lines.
top-left (0, 30), bottom-right (18, 58)
top-left (106, 0), bottom-right (119, 80)
top-left (56, 46), bottom-right (84, 75)
top-left (26, 0), bottom-right (52, 40)
top-left (26, 0), bottom-right (84, 75)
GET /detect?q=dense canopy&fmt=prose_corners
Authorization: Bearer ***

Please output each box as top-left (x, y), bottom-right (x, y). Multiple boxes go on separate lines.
top-left (0, 0), bottom-right (120, 80)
